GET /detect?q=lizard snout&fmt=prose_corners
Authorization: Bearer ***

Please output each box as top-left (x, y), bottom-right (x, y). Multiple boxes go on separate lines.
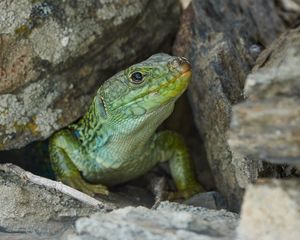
top-left (168, 57), bottom-right (191, 73)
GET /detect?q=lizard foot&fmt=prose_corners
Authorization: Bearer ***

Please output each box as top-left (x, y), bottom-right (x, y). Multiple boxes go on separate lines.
top-left (61, 176), bottom-right (109, 197)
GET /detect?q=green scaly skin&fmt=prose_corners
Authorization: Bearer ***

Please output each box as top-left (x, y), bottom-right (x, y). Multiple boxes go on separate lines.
top-left (49, 53), bottom-right (202, 198)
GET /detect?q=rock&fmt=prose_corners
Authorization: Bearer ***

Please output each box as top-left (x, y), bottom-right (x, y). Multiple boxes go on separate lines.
top-left (0, 0), bottom-right (180, 151)
top-left (276, 0), bottom-right (300, 26)
top-left (0, 164), bottom-right (113, 235)
top-left (229, 28), bottom-right (300, 182)
top-left (238, 179), bottom-right (300, 240)
top-left (173, 0), bottom-right (292, 211)
top-left (183, 191), bottom-right (227, 210)
top-left (0, 232), bottom-right (51, 240)
top-left (68, 201), bottom-right (239, 240)
top-left (180, 0), bottom-right (191, 9)
top-left (98, 184), bottom-right (155, 209)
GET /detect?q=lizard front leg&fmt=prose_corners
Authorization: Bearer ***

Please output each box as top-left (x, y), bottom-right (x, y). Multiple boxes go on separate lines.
top-left (49, 130), bottom-right (108, 196)
top-left (153, 130), bottom-right (203, 199)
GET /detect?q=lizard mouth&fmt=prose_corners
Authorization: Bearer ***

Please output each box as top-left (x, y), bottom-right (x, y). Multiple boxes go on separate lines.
top-left (175, 69), bottom-right (192, 82)
top-left (117, 69), bottom-right (192, 112)
top-left (133, 57), bottom-right (192, 102)
top-left (109, 57), bottom-right (192, 114)
top-left (137, 70), bottom-right (191, 101)
top-left (157, 69), bottom-right (191, 95)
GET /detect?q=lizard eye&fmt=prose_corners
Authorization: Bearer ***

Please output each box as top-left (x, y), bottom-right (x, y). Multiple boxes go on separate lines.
top-left (130, 72), bottom-right (144, 84)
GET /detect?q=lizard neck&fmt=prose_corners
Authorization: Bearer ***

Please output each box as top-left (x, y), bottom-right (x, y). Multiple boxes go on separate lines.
top-left (71, 97), bottom-right (175, 153)
top-left (70, 97), bottom-right (107, 146)
top-left (106, 101), bottom-right (175, 150)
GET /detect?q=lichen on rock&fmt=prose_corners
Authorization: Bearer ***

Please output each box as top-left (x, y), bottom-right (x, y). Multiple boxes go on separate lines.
top-left (0, 0), bottom-right (181, 150)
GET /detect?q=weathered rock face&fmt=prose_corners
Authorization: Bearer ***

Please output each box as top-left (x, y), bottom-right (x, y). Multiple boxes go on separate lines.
top-left (0, 163), bottom-right (237, 239)
top-left (238, 179), bottom-right (300, 240)
top-left (180, 0), bottom-right (191, 9)
top-left (276, 0), bottom-right (300, 26)
top-left (173, 0), bottom-right (292, 211)
top-left (67, 201), bottom-right (239, 240)
top-left (0, 166), bottom-right (104, 235)
top-left (229, 27), bottom-right (300, 166)
top-left (0, 0), bottom-right (180, 150)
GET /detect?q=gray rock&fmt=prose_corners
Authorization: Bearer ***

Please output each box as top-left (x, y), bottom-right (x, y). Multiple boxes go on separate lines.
top-left (229, 27), bottom-right (300, 178)
top-left (173, 0), bottom-right (288, 211)
top-left (0, 232), bottom-right (64, 240)
top-left (184, 191), bottom-right (227, 210)
top-left (238, 179), bottom-right (300, 240)
top-left (277, 0), bottom-right (300, 26)
top-left (0, 165), bottom-right (112, 235)
top-left (0, 0), bottom-right (180, 150)
top-left (180, 0), bottom-right (191, 9)
top-left (68, 201), bottom-right (239, 240)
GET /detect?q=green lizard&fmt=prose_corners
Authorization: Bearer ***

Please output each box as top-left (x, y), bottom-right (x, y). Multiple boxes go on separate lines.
top-left (49, 53), bottom-right (202, 199)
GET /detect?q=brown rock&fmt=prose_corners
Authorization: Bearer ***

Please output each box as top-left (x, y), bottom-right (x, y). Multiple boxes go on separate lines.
top-left (173, 0), bottom-right (290, 211)
top-left (0, 0), bottom-right (180, 150)
top-left (229, 27), bottom-right (300, 178)
top-left (276, 0), bottom-right (300, 27)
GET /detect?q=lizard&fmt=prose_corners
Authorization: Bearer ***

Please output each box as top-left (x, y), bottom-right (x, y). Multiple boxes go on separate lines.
top-left (49, 53), bottom-right (202, 199)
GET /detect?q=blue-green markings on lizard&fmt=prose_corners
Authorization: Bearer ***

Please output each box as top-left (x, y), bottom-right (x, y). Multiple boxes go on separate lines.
top-left (49, 53), bottom-right (202, 198)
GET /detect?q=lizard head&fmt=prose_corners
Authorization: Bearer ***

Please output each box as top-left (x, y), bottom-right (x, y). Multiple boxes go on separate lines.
top-left (97, 53), bottom-right (191, 118)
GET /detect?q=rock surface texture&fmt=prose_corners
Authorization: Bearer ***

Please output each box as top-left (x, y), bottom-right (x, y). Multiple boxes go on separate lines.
top-left (0, 0), bottom-right (180, 150)
top-left (277, 0), bottom-right (300, 26)
top-left (173, 0), bottom-right (294, 211)
top-left (229, 27), bottom-right (300, 167)
top-left (238, 179), bottom-right (300, 240)
top-left (67, 201), bottom-right (239, 240)
top-left (0, 163), bottom-right (239, 239)
top-left (0, 164), bottom-right (114, 236)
